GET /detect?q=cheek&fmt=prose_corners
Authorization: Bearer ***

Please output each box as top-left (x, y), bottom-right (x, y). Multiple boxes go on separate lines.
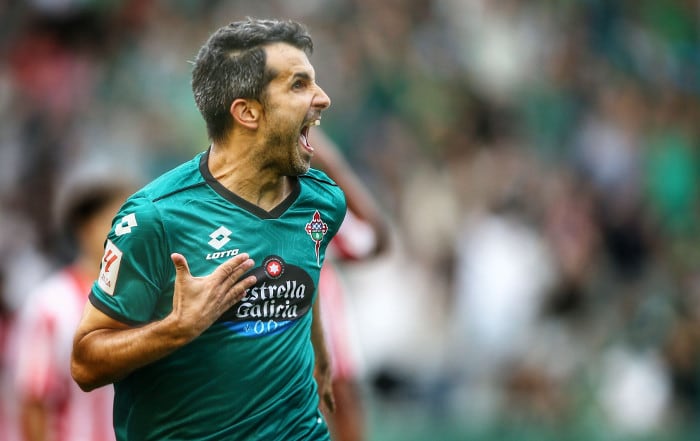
top-left (266, 108), bottom-right (297, 131)
top-left (275, 122), bottom-right (302, 146)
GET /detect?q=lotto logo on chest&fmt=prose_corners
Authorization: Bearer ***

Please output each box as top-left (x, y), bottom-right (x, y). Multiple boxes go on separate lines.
top-left (205, 226), bottom-right (240, 260)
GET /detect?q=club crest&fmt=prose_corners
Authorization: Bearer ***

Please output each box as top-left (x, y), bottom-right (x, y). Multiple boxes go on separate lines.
top-left (305, 210), bottom-right (328, 267)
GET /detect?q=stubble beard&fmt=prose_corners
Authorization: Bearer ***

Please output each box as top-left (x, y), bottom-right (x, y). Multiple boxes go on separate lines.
top-left (266, 128), bottom-right (310, 176)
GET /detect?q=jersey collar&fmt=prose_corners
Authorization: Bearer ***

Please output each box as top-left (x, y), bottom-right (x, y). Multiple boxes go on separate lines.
top-left (199, 148), bottom-right (301, 219)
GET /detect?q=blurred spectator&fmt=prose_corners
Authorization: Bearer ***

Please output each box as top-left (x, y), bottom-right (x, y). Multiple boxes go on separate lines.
top-left (448, 144), bottom-right (557, 423)
top-left (11, 167), bottom-right (133, 441)
top-left (1, 268), bottom-right (19, 441)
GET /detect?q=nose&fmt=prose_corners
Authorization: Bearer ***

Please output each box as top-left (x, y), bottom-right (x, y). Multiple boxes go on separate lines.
top-left (313, 84), bottom-right (331, 110)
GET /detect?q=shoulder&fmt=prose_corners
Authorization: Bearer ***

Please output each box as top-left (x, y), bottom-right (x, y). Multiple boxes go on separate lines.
top-left (299, 168), bottom-right (339, 188)
top-left (299, 168), bottom-right (345, 203)
top-left (111, 151), bottom-right (209, 235)
top-left (299, 168), bottom-right (347, 228)
top-left (138, 151), bottom-right (208, 203)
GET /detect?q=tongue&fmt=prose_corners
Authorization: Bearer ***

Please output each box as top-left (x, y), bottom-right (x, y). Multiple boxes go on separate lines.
top-left (300, 133), bottom-right (313, 151)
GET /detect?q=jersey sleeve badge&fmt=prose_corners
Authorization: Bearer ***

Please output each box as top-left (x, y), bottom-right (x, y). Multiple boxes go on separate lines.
top-left (98, 239), bottom-right (123, 295)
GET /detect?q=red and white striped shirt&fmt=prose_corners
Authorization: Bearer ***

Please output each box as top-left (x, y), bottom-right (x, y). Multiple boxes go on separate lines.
top-left (13, 266), bottom-right (114, 441)
top-left (320, 211), bottom-right (378, 381)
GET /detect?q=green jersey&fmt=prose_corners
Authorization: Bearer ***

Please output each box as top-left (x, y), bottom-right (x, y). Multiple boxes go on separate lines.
top-left (90, 149), bottom-right (346, 440)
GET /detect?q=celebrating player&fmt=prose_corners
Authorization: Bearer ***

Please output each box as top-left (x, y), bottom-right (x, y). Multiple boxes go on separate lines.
top-left (70, 18), bottom-right (345, 440)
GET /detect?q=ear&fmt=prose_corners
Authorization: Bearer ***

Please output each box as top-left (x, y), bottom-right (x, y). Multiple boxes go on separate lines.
top-left (230, 98), bottom-right (261, 129)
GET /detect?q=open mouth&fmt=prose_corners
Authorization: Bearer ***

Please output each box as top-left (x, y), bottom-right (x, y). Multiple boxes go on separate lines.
top-left (299, 119), bottom-right (320, 153)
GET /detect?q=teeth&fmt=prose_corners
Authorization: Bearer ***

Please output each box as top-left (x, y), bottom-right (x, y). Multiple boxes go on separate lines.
top-left (311, 119), bottom-right (320, 126)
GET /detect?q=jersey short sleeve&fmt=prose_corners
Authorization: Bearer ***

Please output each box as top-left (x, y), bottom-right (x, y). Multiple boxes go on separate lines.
top-left (90, 195), bottom-right (171, 325)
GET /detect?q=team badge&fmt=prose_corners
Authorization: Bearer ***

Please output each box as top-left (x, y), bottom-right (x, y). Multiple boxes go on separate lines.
top-left (305, 210), bottom-right (328, 267)
top-left (264, 256), bottom-right (285, 279)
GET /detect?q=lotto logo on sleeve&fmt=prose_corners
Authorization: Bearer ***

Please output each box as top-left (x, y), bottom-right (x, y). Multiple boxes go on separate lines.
top-left (115, 213), bottom-right (138, 236)
top-left (98, 240), bottom-right (123, 295)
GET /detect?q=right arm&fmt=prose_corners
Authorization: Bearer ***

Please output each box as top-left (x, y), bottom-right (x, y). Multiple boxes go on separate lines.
top-left (20, 400), bottom-right (49, 441)
top-left (71, 252), bottom-right (256, 391)
top-left (310, 129), bottom-right (390, 257)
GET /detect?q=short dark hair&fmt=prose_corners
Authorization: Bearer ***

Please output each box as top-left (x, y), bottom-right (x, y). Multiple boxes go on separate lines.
top-left (191, 18), bottom-right (314, 142)
top-left (52, 171), bottom-right (134, 264)
top-left (56, 178), bottom-right (133, 236)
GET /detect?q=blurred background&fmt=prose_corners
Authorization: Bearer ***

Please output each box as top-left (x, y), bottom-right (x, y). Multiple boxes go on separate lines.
top-left (2, 0), bottom-right (700, 440)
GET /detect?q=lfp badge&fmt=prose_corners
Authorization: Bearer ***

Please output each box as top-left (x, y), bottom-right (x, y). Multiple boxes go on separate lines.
top-left (305, 210), bottom-right (328, 267)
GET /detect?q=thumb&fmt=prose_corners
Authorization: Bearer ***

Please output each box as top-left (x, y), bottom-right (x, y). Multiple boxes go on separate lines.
top-left (171, 253), bottom-right (192, 279)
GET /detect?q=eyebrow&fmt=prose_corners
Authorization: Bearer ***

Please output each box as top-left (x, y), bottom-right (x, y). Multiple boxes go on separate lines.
top-left (290, 71), bottom-right (313, 82)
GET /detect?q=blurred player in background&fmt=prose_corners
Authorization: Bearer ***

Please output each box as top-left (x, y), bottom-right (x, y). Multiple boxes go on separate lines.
top-left (312, 130), bottom-right (390, 441)
top-left (12, 169), bottom-right (132, 441)
top-left (1, 268), bottom-right (19, 441)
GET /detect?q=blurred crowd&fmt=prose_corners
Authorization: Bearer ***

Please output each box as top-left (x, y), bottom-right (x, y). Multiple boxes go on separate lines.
top-left (2, 0), bottom-right (700, 440)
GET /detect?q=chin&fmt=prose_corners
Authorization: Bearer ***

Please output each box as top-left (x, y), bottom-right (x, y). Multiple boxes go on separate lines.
top-left (290, 162), bottom-right (311, 176)
top-left (290, 151), bottom-right (312, 175)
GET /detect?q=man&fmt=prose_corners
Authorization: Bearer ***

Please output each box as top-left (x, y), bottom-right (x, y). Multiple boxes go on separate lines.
top-left (13, 170), bottom-right (132, 441)
top-left (71, 18), bottom-right (345, 441)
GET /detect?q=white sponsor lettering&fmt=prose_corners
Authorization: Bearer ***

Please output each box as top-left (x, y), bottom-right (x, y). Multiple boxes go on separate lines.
top-left (205, 249), bottom-right (240, 260)
top-left (235, 281), bottom-right (307, 320)
top-left (236, 300), bottom-right (299, 319)
top-left (241, 281), bottom-right (306, 302)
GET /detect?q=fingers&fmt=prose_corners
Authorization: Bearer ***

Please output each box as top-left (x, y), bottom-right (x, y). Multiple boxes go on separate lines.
top-left (172, 252), bottom-right (257, 306)
top-left (228, 275), bottom-right (258, 305)
top-left (171, 253), bottom-right (191, 278)
top-left (217, 253), bottom-right (255, 286)
top-left (215, 254), bottom-right (257, 305)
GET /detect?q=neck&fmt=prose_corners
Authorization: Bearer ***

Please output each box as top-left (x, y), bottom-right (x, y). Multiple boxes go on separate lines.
top-left (209, 141), bottom-right (294, 212)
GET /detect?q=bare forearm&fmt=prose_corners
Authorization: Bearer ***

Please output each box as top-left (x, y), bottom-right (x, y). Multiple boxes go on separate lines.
top-left (311, 130), bottom-right (390, 256)
top-left (311, 297), bottom-right (335, 412)
top-left (71, 314), bottom-right (192, 391)
top-left (311, 299), bottom-right (330, 371)
top-left (21, 401), bottom-right (48, 441)
top-left (71, 253), bottom-right (257, 392)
